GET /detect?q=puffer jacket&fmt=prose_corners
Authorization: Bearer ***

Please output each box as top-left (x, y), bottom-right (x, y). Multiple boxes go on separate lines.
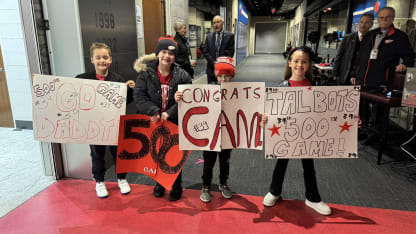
top-left (133, 53), bottom-right (192, 124)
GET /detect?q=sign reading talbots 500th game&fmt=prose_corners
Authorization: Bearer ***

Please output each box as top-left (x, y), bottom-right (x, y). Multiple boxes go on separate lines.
top-left (32, 74), bottom-right (127, 145)
top-left (264, 86), bottom-right (360, 159)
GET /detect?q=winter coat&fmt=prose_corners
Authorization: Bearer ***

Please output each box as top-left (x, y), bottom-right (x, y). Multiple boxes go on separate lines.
top-left (133, 53), bottom-right (192, 124)
top-left (353, 26), bottom-right (415, 88)
top-left (174, 33), bottom-right (194, 77)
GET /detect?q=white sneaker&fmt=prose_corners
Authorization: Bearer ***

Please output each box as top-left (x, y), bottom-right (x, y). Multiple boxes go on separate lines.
top-left (95, 182), bottom-right (109, 198)
top-left (305, 199), bottom-right (332, 215)
top-left (118, 179), bottom-right (131, 195)
top-left (263, 192), bottom-right (280, 207)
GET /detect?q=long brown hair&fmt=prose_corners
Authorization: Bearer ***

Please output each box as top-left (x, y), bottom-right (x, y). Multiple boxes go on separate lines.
top-left (283, 46), bottom-right (314, 81)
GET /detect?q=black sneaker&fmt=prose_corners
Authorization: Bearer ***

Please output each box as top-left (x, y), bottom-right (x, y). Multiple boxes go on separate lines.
top-left (169, 187), bottom-right (183, 201)
top-left (153, 183), bottom-right (165, 197)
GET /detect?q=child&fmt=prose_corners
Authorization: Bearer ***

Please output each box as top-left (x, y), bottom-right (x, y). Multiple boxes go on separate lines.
top-left (133, 36), bottom-right (192, 201)
top-left (76, 43), bottom-right (135, 198)
top-left (175, 56), bottom-right (235, 203)
top-left (261, 46), bottom-right (332, 215)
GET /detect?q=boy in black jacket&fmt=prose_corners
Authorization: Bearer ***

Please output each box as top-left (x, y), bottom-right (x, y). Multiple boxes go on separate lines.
top-left (76, 43), bottom-right (135, 198)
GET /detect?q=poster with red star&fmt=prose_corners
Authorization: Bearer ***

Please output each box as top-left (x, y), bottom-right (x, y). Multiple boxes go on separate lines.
top-left (264, 86), bottom-right (360, 159)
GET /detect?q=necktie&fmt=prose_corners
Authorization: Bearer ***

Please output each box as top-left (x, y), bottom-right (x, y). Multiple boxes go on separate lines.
top-left (359, 35), bottom-right (363, 42)
top-left (216, 32), bottom-right (221, 57)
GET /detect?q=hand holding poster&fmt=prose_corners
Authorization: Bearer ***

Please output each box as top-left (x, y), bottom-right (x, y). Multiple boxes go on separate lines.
top-left (177, 82), bottom-right (265, 151)
top-left (264, 86), bottom-right (360, 159)
top-left (32, 74), bottom-right (127, 145)
top-left (117, 114), bottom-right (190, 190)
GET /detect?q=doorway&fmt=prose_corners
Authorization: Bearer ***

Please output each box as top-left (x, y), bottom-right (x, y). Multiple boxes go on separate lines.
top-left (0, 44), bottom-right (14, 128)
top-left (142, 0), bottom-right (166, 54)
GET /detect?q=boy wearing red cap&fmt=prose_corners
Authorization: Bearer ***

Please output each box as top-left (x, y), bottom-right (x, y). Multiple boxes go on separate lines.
top-left (175, 56), bottom-right (235, 202)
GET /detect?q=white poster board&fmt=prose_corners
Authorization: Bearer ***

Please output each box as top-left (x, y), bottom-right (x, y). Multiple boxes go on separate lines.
top-left (264, 86), bottom-right (360, 159)
top-left (402, 68), bottom-right (416, 107)
top-left (178, 83), bottom-right (264, 151)
top-left (178, 84), bottom-right (222, 151)
top-left (32, 74), bottom-right (127, 145)
top-left (221, 82), bottom-right (265, 150)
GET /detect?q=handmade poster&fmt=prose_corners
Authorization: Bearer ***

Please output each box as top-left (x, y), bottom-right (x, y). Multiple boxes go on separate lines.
top-left (32, 74), bottom-right (127, 145)
top-left (221, 82), bottom-right (265, 150)
top-left (178, 83), bottom-right (264, 151)
top-left (402, 68), bottom-right (416, 107)
top-left (178, 84), bottom-right (222, 151)
top-left (117, 114), bottom-right (190, 190)
top-left (264, 86), bottom-right (360, 159)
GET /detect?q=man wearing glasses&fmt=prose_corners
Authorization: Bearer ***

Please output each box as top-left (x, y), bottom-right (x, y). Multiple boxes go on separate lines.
top-left (351, 6), bottom-right (414, 145)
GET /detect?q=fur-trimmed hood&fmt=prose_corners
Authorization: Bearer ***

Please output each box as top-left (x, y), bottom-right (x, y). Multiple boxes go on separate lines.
top-left (133, 53), bottom-right (157, 72)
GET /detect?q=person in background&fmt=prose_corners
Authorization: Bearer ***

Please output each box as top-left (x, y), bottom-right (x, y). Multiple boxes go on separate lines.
top-left (173, 21), bottom-right (196, 78)
top-left (76, 42), bottom-right (135, 198)
top-left (261, 46), bottom-right (332, 216)
top-left (351, 7), bottom-right (414, 145)
top-left (333, 13), bottom-right (374, 85)
top-left (133, 36), bottom-right (192, 201)
top-left (203, 15), bottom-right (235, 84)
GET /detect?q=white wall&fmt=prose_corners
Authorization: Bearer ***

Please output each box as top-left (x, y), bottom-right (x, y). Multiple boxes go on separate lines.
top-left (0, 0), bottom-right (32, 123)
top-left (166, 0), bottom-right (189, 36)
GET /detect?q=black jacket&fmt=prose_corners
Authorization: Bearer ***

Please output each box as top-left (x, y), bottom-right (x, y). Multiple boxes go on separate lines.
top-left (75, 71), bottom-right (133, 104)
top-left (333, 32), bottom-right (360, 84)
top-left (353, 26), bottom-right (415, 88)
top-left (174, 33), bottom-right (194, 77)
top-left (203, 31), bottom-right (235, 77)
top-left (133, 54), bottom-right (192, 124)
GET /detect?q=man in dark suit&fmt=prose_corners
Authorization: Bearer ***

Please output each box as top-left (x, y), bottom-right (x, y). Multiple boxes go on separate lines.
top-left (333, 13), bottom-right (374, 85)
top-left (203, 15), bottom-right (235, 83)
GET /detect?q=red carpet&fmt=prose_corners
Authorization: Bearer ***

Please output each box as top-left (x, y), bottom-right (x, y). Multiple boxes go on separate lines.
top-left (1, 179), bottom-right (415, 234)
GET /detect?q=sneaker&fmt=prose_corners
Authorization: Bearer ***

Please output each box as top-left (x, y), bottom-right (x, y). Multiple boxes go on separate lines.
top-left (263, 192), bottom-right (279, 207)
top-left (305, 199), bottom-right (332, 215)
top-left (95, 182), bottom-right (109, 198)
top-left (169, 187), bottom-right (183, 201)
top-left (218, 184), bottom-right (233, 199)
top-left (200, 186), bottom-right (211, 203)
top-left (153, 183), bottom-right (165, 197)
top-left (117, 179), bottom-right (131, 195)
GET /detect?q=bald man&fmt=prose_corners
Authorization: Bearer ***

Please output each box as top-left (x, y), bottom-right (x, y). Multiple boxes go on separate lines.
top-left (203, 15), bottom-right (235, 83)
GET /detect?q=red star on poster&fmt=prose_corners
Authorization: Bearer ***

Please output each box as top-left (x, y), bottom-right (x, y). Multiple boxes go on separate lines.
top-left (268, 124), bottom-right (281, 137)
top-left (307, 86), bottom-right (312, 90)
top-left (339, 121), bottom-right (353, 133)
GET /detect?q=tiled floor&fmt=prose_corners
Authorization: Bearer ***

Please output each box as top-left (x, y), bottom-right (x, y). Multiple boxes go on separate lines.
top-left (0, 127), bottom-right (55, 218)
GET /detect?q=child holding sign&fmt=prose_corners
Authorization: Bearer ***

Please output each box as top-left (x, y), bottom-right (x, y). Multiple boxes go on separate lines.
top-left (261, 46), bottom-right (332, 215)
top-left (134, 36), bottom-right (192, 201)
top-left (175, 57), bottom-right (235, 203)
top-left (76, 43), bottom-right (135, 198)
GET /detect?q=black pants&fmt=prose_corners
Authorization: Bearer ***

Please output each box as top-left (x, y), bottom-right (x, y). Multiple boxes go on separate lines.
top-left (360, 87), bottom-right (385, 129)
top-left (202, 149), bottom-right (232, 187)
top-left (90, 145), bottom-right (126, 182)
top-left (269, 159), bottom-right (321, 202)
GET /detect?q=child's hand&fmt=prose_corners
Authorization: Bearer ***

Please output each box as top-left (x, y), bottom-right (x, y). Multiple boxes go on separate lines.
top-left (126, 80), bottom-right (135, 89)
top-left (174, 91), bottom-right (183, 102)
top-left (150, 113), bottom-right (160, 123)
top-left (161, 112), bottom-right (169, 121)
top-left (260, 114), bottom-right (268, 128)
